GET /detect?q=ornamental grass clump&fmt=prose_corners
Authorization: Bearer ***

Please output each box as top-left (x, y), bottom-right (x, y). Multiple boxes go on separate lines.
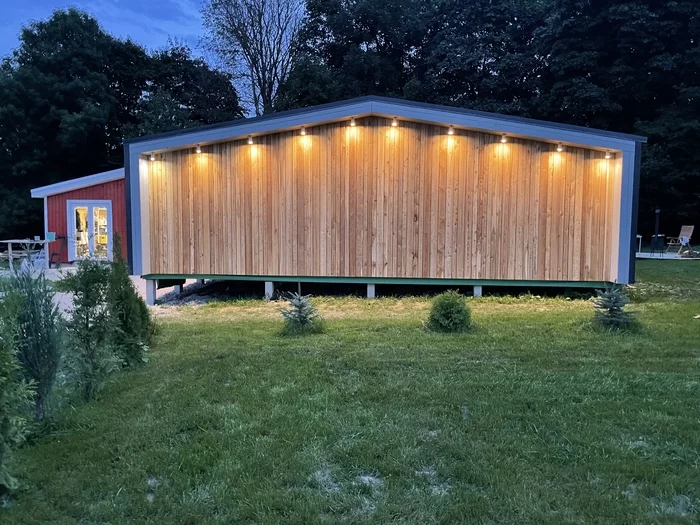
top-left (0, 270), bottom-right (63, 421)
top-left (0, 324), bottom-right (34, 497)
top-left (593, 286), bottom-right (637, 331)
top-left (427, 290), bottom-right (472, 333)
top-left (279, 292), bottom-right (325, 335)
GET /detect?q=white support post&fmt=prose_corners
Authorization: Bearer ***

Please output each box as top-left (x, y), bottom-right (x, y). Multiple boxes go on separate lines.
top-left (173, 285), bottom-right (182, 296)
top-left (473, 285), bottom-right (483, 297)
top-left (146, 279), bottom-right (156, 306)
top-left (367, 283), bottom-right (376, 299)
top-left (264, 281), bottom-right (274, 299)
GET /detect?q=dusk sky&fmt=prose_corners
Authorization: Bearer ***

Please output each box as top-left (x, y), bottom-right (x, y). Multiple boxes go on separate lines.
top-left (0, 0), bottom-right (205, 58)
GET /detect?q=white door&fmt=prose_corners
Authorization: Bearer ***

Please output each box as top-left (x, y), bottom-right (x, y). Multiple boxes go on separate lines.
top-left (67, 200), bottom-right (113, 261)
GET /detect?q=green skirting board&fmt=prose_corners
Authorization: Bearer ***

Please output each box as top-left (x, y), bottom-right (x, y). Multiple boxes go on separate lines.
top-left (142, 274), bottom-right (610, 289)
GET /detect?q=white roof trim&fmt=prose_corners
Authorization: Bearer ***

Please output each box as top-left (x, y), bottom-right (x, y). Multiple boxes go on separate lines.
top-left (30, 168), bottom-right (124, 198)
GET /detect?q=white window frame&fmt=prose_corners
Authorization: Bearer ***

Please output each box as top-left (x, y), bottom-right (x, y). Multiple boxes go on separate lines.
top-left (66, 199), bottom-right (113, 261)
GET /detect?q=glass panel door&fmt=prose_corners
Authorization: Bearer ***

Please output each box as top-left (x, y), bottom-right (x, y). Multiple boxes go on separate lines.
top-left (93, 207), bottom-right (109, 259)
top-left (69, 201), bottom-right (112, 260)
top-left (74, 206), bottom-right (90, 258)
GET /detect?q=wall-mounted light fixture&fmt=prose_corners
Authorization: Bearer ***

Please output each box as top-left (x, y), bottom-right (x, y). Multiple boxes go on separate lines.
top-left (195, 144), bottom-right (202, 154)
top-left (605, 150), bottom-right (611, 159)
top-left (350, 117), bottom-right (356, 127)
top-left (448, 125), bottom-right (454, 135)
top-left (500, 133), bottom-right (507, 143)
top-left (300, 126), bottom-right (306, 136)
top-left (248, 135), bottom-right (254, 145)
top-left (557, 142), bottom-right (563, 152)
top-left (392, 117), bottom-right (398, 127)
top-left (150, 153), bottom-right (155, 162)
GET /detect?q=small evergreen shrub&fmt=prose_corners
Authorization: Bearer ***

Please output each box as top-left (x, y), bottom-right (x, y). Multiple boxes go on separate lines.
top-left (427, 290), bottom-right (472, 333)
top-left (107, 237), bottom-right (154, 367)
top-left (57, 260), bottom-right (118, 400)
top-left (279, 293), bottom-right (325, 335)
top-left (0, 323), bottom-right (34, 496)
top-left (0, 270), bottom-right (63, 421)
top-left (593, 287), bottom-right (637, 330)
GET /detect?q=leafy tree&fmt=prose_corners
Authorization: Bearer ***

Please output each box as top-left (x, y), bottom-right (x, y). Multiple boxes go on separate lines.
top-left (406, 0), bottom-right (549, 114)
top-left (278, 0), bottom-right (433, 109)
top-left (0, 9), bottom-right (148, 239)
top-left (534, 0), bottom-right (700, 234)
top-left (0, 271), bottom-right (63, 421)
top-left (0, 324), bottom-right (34, 496)
top-left (0, 10), bottom-right (244, 239)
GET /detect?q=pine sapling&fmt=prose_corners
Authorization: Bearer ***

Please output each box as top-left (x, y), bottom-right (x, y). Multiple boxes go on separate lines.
top-left (279, 292), bottom-right (325, 335)
top-left (593, 287), bottom-right (637, 330)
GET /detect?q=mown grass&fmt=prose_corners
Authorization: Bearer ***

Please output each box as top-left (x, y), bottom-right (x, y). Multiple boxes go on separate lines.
top-left (5, 260), bottom-right (700, 524)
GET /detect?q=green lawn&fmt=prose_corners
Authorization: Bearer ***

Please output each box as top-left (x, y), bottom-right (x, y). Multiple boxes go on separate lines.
top-left (6, 260), bottom-right (700, 524)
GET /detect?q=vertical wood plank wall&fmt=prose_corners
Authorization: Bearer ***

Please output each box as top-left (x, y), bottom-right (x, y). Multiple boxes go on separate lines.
top-left (147, 117), bottom-right (621, 282)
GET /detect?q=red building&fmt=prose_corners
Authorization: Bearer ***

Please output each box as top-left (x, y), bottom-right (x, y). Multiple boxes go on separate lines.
top-left (30, 169), bottom-right (127, 265)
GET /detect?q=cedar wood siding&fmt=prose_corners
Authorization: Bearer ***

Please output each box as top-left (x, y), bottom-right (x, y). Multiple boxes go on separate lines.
top-left (146, 117), bottom-right (622, 282)
top-left (46, 179), bottom-right (128, 263)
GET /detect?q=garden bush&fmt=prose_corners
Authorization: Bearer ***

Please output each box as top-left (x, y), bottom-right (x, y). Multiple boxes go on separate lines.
top-left (593, 287), bottom-right (637, 330)
top-left (427, 290), bottom-right (472, 332)
top-left (0, 270), bottom-right (63, 421)
top-left (57, 260), bottom-right (118, 400)
top-left (107, 237), bottom-right (154, 367)
top-left (279, 293), bottom-right (325, 335)
top-left (0, 323), bottom-right (34, 497)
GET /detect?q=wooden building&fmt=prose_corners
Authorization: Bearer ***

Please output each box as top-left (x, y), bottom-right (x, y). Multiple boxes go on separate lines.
top-left (31, 169), bottom-right (127, 265)
top-left (123, 97), bottom-right (644, 303)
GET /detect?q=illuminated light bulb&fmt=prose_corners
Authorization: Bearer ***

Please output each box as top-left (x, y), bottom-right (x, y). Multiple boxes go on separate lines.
top-left (196, 145), bottom-right (201, 154)
top-left (448, 125), bottom-right (454, 135)
top-left (350, 117), bottom-right (356, 127)
top-left (392, 117), bottom-right (398, 127)
top-left (500, 133), bottom-right (507, 143)
top-left (248, 135), bottom-right (254, 145)
top-left (557, 142), bottom-right (563, 152)
top-left (150, 153), bottom-right (155, 161)
top-left (605, 150), bottom-right (611, 159)
top-left (300, 126), bottom-right (306, 136)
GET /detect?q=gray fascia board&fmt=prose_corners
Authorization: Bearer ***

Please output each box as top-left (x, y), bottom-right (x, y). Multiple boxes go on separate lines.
top-left (126, 96), bottom-right (645, 156)
top-left (128, 101), bottom-right (374, 155)
top-left (369, 100), bottom-right (639, 151)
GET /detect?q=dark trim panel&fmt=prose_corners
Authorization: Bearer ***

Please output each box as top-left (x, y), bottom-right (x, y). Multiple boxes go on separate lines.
top-left (124, 144), bottom-right (133, 273)
top-left (124, 95), bottom-right (647, 146)
top-left (628, 141), bottom-right (643, 284)
top-left (142, 274), bottom-right (611, 288)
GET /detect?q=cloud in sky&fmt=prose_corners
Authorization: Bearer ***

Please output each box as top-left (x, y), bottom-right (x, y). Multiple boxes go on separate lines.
top-left (0, 0), bottom-right (205, 58)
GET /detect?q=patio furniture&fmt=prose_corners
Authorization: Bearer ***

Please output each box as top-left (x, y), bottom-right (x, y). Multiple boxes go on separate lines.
top-left (666, 225), bottom-right (694, 254)
top-left (0, 239), bottom-right (53, 274)
top-left (49, 235), bottom-right (67, 267)
top-left (650, 234), bottom-right (665, 256)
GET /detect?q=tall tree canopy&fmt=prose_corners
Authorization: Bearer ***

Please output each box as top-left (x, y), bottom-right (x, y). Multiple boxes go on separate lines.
top-left (0, 9), bottom-right (244, 239)
top-left (277, 0), bottom-right (699, 235)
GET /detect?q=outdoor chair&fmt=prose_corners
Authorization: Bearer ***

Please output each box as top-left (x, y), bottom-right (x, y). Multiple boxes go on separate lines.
top-left (666, 225), bottom-right (694, 254)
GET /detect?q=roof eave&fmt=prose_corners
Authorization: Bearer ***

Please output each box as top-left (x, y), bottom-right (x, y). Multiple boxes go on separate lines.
top-left (123, 96), bottom-right (647, 151)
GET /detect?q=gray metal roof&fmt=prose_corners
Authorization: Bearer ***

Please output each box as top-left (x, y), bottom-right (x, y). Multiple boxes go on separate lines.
top-left (124, 95), bottom-right (647, 146)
